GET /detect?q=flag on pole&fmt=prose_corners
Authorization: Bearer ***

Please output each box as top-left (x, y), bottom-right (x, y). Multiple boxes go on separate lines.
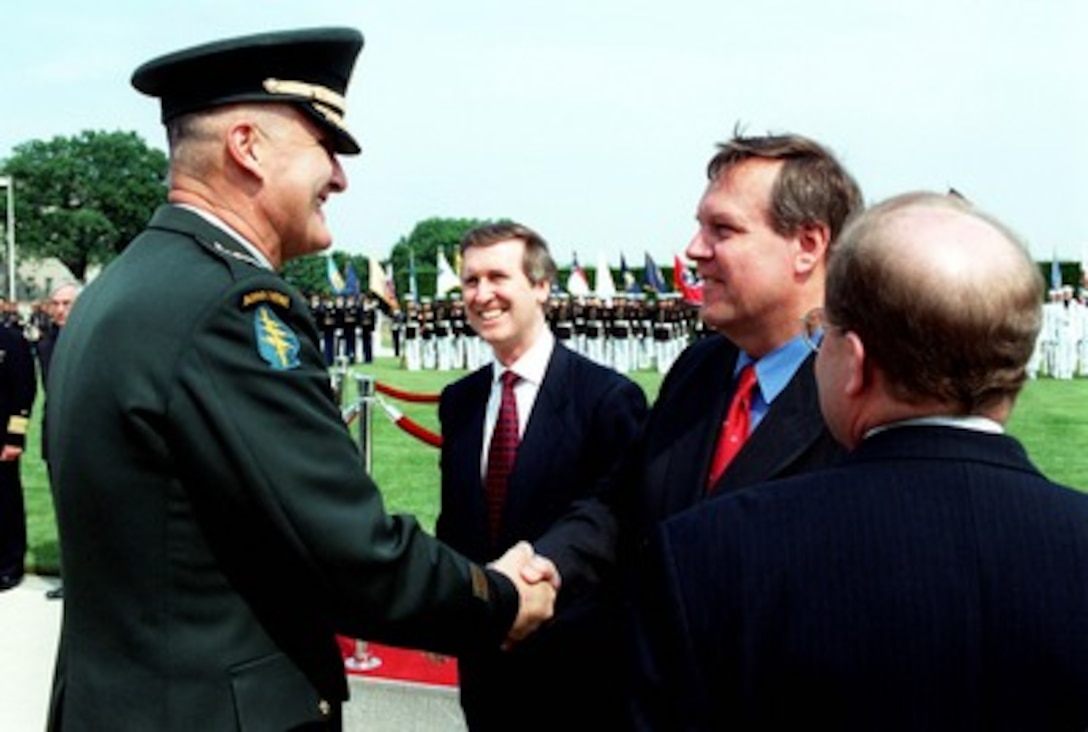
top-left (368, 257), bottom-right (397, 310)
top-left (408, 249), bottom-right (419, 303)
top-left (344, 261), bottom-right (360, 296)
top-left (673, 254), bottom-right (703, 305)
top-left (436, 248), bottom-right (460, 295)
top-left (384, 262), bottom-right (398, 310)
top-left (619, 253), bottom-right (639, 294)
top-left (1050, 255), bottom-right (1062, 291)
top-left (644, 252), bottom-right (667, 294)
top-left (566, 253), bottom-right (591, 296)
top-left (326, 256), bottom-right (346, 294)
top-left (595, 252), bottom-right (617, 299)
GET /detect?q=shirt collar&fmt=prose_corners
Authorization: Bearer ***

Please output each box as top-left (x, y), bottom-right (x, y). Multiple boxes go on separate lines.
top-left (492, 328), bottom-right (555, 387)
top-left (175, 204), bottom-right (274, 270)
top-left (865, 415), bottom-right (1005, 439)
top-left (737, 334), bottom-right (812, 402)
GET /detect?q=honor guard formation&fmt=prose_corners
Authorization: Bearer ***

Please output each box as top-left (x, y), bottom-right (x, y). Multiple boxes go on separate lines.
top-left (308, 291), bottom-right (706, 374)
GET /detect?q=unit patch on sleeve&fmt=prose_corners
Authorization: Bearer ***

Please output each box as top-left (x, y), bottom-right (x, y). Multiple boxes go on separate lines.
top-left (241, 288), bottom-right (292, 310)
top-left (253, 304), bottom-right (301, 370)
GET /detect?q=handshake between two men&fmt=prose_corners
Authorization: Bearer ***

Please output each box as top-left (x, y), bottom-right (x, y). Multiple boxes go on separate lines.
top-left (489, 541), bottom-right (561, 650)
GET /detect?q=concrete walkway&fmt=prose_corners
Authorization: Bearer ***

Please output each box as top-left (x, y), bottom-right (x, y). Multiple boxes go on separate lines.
top-left (0, 574), bottom-right (466, 731)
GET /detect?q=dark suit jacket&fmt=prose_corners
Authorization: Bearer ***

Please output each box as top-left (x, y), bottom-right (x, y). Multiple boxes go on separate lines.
top-left (46, 205), bottom-right (519, 732)
top-left (438, 343), bottom-right (647, 730)
top-left (627, 334), bottom-right (844, 543)
top-left (34, 326), bottom-right (59, 463)
top-left (621, 333), bottom-right (844, 730)
top-left (637, 426), bottom-right (1088, 731)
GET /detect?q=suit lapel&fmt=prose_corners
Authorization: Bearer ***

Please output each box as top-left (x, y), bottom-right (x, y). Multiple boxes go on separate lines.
top-left (715, 352), bottom-right (824, 492)
top-left (448, 368), bottom-right (492, 539)
top-left (647, 339), bottom-right (737, 515)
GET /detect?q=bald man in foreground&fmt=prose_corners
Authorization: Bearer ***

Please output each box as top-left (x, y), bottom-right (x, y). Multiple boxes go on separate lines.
top-left (632, 192), bottom-right (1088, 731)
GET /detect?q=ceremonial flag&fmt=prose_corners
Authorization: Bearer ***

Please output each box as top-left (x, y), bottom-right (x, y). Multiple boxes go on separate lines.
top-left (1051, 256), bottom-right (1062, 291)
top-left (643, 252), bottom-right (667, 294)
top-left (369, 257), bottom-right (397, 310)
top-left (595, 252), bottom-right (617, 299)
top-left (408, 249), bottom-right (419, 303)
top-left (436, 248), bottom-right (460, 295)
top-left (673, 254), bottom-right (704, 305)
top-left (344, 261), bottom-right (360, 296)
top-left (619, 253), bottom-right (639, 294)
top-left (326, 256), bottom-right (346, 294)
top-left (384, 262), bottom-right (398, 309)
top-left (567, 253), bottom-right (590, 296)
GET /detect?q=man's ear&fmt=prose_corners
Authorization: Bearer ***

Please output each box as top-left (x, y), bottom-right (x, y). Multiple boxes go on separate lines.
top-left (534, 279), bottom-right (552, 306)
top-left (843, 330), bottom-right (867, 397)
top-left (795, 222), bottom-right (831, 274)
top-left (226, 121), bottom-right (263, 176)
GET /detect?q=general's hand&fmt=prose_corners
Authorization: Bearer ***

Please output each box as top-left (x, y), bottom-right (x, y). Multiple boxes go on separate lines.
top-left (489, 541), bottom-right (557, 649)
top-left (0, 445), bottom-right (23, 462)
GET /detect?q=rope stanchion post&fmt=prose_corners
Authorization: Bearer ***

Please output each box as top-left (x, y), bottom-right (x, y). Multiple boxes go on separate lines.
top-left (346, 371), bottom-right (381, 673)
top-left (329, 356), bottom-right (349, 406)
top-left (355, 373), bottom-right (375, 473)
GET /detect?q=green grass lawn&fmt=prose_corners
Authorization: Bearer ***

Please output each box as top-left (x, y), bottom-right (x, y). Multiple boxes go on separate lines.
top-left (22, 357), bottom-right (1088, 574)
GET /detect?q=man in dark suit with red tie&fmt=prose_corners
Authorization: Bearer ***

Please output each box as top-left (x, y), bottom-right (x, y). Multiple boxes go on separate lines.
top-left (634, 192), bottom-right (1088, 730)
top-left (620, 131), bottom-right (863, 729)
top-left (438, 222), bottom-right (648, 731)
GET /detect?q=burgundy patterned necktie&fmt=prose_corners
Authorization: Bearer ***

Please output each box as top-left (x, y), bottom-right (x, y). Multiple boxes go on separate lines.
top-left (485, 370), bottom-right (520, 545)
top-left (707, 364), bottom-right (758, 489)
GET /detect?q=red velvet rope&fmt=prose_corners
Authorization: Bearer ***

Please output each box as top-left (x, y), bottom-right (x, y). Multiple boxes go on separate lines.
top-left (393, 415), bottom-right (443, 448)
top-left (374, 381), bottom-right (441, 404)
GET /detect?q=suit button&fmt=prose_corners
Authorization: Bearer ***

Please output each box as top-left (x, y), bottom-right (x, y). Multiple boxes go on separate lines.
top-left (318, 699), bottom-right (331, 718)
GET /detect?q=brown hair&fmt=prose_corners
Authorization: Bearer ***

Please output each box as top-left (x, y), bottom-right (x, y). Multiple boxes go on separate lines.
top-left (707, 128), bottom-right (863, 247)
top-left (459, 221), bottom-right (558, 286)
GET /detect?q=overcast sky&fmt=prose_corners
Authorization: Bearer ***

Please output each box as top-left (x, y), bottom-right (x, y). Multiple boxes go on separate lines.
top-left (1, 0), bottom-right (1084, 268)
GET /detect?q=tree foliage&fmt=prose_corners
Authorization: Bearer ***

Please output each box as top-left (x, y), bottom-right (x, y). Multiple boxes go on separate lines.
top-left (2, 130), bottom-right (168, 281)
top-left (282, 251), bottom-right (383, 298)
top-left (388, 216), bottom-right (494, 300)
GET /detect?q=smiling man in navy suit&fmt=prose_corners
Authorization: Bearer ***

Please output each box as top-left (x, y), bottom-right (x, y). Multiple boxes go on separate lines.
top-left (438, 222), bottom-right (648, 731)
top-left (619, 132), bottom-right (863, 728)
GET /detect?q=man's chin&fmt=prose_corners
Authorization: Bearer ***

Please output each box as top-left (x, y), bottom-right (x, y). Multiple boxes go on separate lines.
top-left (699, 305), bottom-right (729, 332)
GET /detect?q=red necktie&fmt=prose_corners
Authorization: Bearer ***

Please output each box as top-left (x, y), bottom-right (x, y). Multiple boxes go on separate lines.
top-left (707, 364), bottom-right (758, 489)
top-left (485, 370), bottom-right (520, 545)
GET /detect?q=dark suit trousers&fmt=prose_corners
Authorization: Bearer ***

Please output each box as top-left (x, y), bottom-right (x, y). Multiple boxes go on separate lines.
top-left (0, 459), bottom-right (26, 576)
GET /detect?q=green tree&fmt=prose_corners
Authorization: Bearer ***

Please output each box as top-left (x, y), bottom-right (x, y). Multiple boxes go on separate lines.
top-left (2, 130), bottom-right (168, 282)
top-left (281, 254), bottom-right (329, 295)
top-left (283, 252), bottom-right (383, 298)
top-left (389, 217), bottom-right (493, 300)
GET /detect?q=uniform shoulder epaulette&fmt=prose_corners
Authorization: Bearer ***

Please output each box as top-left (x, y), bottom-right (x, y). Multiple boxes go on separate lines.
top-left (209, 240), bottom-right (264, 269)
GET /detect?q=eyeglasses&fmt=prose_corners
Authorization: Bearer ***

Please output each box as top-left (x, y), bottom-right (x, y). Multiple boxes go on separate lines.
top-left (800, 307), bottom-right (835, 353)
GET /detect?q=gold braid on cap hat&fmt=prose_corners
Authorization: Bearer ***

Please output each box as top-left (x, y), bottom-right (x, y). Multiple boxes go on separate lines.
top-left (263, 78), bottom-right (347, 126)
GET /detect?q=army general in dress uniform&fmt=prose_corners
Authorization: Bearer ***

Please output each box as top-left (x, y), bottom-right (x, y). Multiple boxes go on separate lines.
top-left (45, 28), bottom-right (555, 732)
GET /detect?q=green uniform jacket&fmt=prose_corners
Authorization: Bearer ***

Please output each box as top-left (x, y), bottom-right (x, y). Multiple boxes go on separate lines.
top-left (47, 205), bottom-right (517, 731)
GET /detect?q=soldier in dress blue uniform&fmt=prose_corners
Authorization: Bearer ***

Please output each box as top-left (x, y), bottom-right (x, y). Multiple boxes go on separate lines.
top-left (0, 304), bottom-right (37, 591)
top-left (45, 27), bottom-right (555, 732)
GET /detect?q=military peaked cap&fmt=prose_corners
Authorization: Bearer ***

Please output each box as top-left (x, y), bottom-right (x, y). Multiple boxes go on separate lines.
top-left (131, 27), bottom-right (364, 154)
